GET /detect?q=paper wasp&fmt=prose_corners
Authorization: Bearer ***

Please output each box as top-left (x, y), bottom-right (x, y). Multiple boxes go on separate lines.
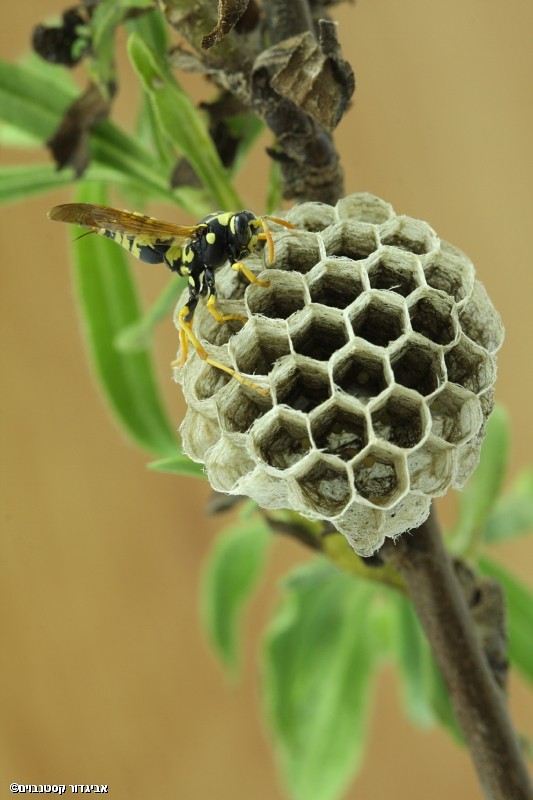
top-left (48, 203), bottom-right (295, 395)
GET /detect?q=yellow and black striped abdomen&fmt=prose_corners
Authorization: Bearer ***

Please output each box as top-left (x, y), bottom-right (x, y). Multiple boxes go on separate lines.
top-left (101, 229), bottom-right (179, 266)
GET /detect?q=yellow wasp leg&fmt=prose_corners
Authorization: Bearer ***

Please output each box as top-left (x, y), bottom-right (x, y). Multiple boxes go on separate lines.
top-left (206, 293), bottom-right (248, 324)
top-left (173, 305), bottom-right (269, 397)
top-left (231, 261), bottom-right (270, 288)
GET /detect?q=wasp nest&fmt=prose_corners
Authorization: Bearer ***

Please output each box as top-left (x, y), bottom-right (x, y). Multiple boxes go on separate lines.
top-left (173, 193), bottom-right (504, 556)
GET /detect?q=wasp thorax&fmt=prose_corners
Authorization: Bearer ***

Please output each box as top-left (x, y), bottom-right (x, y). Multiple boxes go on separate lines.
top-left (173, 193), bottom-right (504, 557)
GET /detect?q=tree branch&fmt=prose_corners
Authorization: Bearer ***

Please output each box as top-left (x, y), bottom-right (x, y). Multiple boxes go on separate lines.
top-left (380, 506), bottom-right (533, 800)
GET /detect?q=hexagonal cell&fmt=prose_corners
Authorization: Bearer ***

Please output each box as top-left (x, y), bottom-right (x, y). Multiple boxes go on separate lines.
top-left (408, 289), bottom-right (458, 345)
top-left (336, 193), bottom-right (394, 224)
top-left (366, 247), bottom-right (423, 297)
top-left (352, 446), bottom-right (407, 507)
top-left (370, 388), bottom-right (429, 449)
top-left (194, 304), bottom-right (246, 347)
top-left (389, 336), bottom-right (445, 397)
top-left (428, 383), bottom-right (483, 445)
top-left (349, 292), bottom-right (406, 347)
top-left (310, 399), bottom-right (369, 461)
top-left (229, 316), bottom-right (291, 375)
top-left (204, 436), bottom-right (256, 493)
top-left (289, 306), bottom-right (349, 361)
top-left (286, 201), bottom-right (336, 231)
top-left (295, 456), bottom-right (352, 516)
top-left (190, 358), bottom-right (232, 401)
top-left (379, 216), bottom-right (439, 256)
top-left (245, 269), bottom-right (308, 319)
top-left (179, 407), bottom-right (220, 463)
top-left (445, 335), bottom-right (496, 394)
top-left (252, 408), bottom-right (312, 470)
top-left (407, 435), bottom-right (455, 496)
top-left (270, 231), bottom-right (321, 273)
top-left (307, 259), bottom-right (366, 309)
top-left (423, 248), bottom-right (474, 306)
top-left (217, 381), bottom-right (273, 434)
top-left (322, 220), bottom-right (380, 261)
top-left (331, 345), bottom-right (390, 403)
top-left (458, 281), bottom-right (505, 354)
top-left (273, 357), bottom-right (332, 413)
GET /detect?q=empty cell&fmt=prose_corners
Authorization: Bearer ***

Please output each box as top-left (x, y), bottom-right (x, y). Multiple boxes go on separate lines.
top-left (332, 346), bottom-right (390, 403)
top-left (390, 338), bottom-right (444, 396)
top-left (254, 412), bottom-right (312, 469)
top-left (246, 270), bottom-right (308, 320)
top-left (336, 193), bottom-right (393, 224)
top-left (322, 221), bottom-right (379, 261)
top-left (311, 402), bottom-right (368, 460)
top-left (307, 261), bottom-right (365, 309)
top-left (217, 384), bottom-right (273, 433)
top-left (231, 318), bottom-right (291, 375)
top-left (429, 384), bottom-right (482, 445)
top-left (350, 294), bottom-right (405, 347)
top-left (379, 216), bottom-right (438, 255)
top-left (286, 201), bottom-right (336, 231)
top-left (271, 233), bottom-right (321, 273)
top-left (370, 390), bottom-right (428, 449)
top-left (458, 282), bottom-right (505, 354)
top-left (290, 308), bottom-right (349, 361)
top-left (445, 337), bottom-right (495, 394)
top-left (191, 360), bottom-right (232, 400)
top-left (408, 292), bottom-right (457, 345)
top-left (274, 360), bottom-right (331, 413)
top-left (424, 249), bottom-right (474, 304)
top-left (296, 458), bottom-right (352, 515)
top-left (353, 451), bottom-right (401, 506)
top-left (407, 436), bottom-right (454, 496)
top-left (366, 249), bottom-right (422, 296)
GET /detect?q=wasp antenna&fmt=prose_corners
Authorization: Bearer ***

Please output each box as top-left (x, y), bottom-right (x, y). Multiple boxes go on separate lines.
top-left (73, 230), bottom-right (95, 242)
top-left (259, 218), bottom-right (275, 264)
top-left (264, 215), bottom-right (296, 230)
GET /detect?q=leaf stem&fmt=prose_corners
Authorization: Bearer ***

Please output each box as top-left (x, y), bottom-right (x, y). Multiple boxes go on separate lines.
top-left (380, 506), bottom-right (533, 800)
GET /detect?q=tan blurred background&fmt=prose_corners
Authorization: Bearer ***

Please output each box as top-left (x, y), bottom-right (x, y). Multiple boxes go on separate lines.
top-left (1, 1), bottom-right (532, 798)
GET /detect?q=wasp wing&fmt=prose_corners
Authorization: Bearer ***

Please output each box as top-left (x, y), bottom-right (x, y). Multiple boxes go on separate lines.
top-left (48, 203), bottom-right (203, 242)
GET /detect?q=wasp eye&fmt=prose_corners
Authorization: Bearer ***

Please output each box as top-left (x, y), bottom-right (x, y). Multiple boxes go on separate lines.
top-left (233, 213), bottom-right (252, 246)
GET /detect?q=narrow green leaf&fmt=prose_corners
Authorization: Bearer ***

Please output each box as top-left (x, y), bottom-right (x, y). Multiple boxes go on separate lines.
top-left (0, 58), bottom-right (76, 141)
top-left (69, 182), bottom-right (178, 456)
top-left (451, 405), bottom-right (510, 555)
top-left (147, 454), bottom-right (204, 478)
top-left (479, 556), bottom-right (533, 684)
top-left (115, 274), bottom-right (186, 352)
top-left (201, 517), bottom-right (271, 676)
top-left (0, 163), bottom-right (126, 204)
top-left (263, 562), bottom-right (378, 800)
top-left (483, 469), bottom-right (533, 544)
top-left (391, 594), bottom-right (436, 727)
top-left (126, 5), bottom-right (169, 55)
top-left (127, 33), bottom-right (243, 210)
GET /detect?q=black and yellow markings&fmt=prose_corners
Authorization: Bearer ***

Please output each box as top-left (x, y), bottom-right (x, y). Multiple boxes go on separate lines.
top-left (48, 202), bottom-right (295, 395)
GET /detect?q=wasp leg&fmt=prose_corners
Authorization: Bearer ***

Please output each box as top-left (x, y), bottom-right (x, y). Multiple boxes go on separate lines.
top-left (231, 260), bottom-right (270, 288)
top-left (174, 304), bottom-right (269, 397)
top-left (204, 268), bottom-right (248, 324)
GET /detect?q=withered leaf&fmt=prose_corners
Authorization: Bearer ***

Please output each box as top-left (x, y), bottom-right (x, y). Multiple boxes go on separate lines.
top-left (201, 0), bottom-right (250, 49)
top-left (263, 22), bottom-right (355, 131)
top-left (47, 82), bottom-right (112, 177)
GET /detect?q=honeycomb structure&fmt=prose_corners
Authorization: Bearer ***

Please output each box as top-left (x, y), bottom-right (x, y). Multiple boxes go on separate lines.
top-left (173, 194), bottom-right (504, 556)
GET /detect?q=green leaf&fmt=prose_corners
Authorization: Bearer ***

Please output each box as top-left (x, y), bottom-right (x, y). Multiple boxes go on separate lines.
top-left (147, 454), bottom-right (204, 478)
top-left (0, 163), bottom-right (128, 204)
top-left (391, 594), bottom-right (463, 742)
top-left (451, 405), bottom-right (510, 555)
top-left (127, 33), bottom-right (243, 210)
top-left (201, 517), bottom-right (271, 676)
top-left (479, 556), bottom-right (533, 684)
top-left (263, 562), bottom-right (378, 800)
top-left (391, 594), bottom-right (436, 727)
top-left (0, 58), bottom-right (77, 142)
top-left (68, 181), bottom-right (178, 456)
top-left (483, 469), bottom-right (533, 544)
top-left (115, 274), bottom-right (186, 352)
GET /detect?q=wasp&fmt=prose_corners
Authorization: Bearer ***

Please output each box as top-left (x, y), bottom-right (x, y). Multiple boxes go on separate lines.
top-left (48, 203), bottom-right (295, 395)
